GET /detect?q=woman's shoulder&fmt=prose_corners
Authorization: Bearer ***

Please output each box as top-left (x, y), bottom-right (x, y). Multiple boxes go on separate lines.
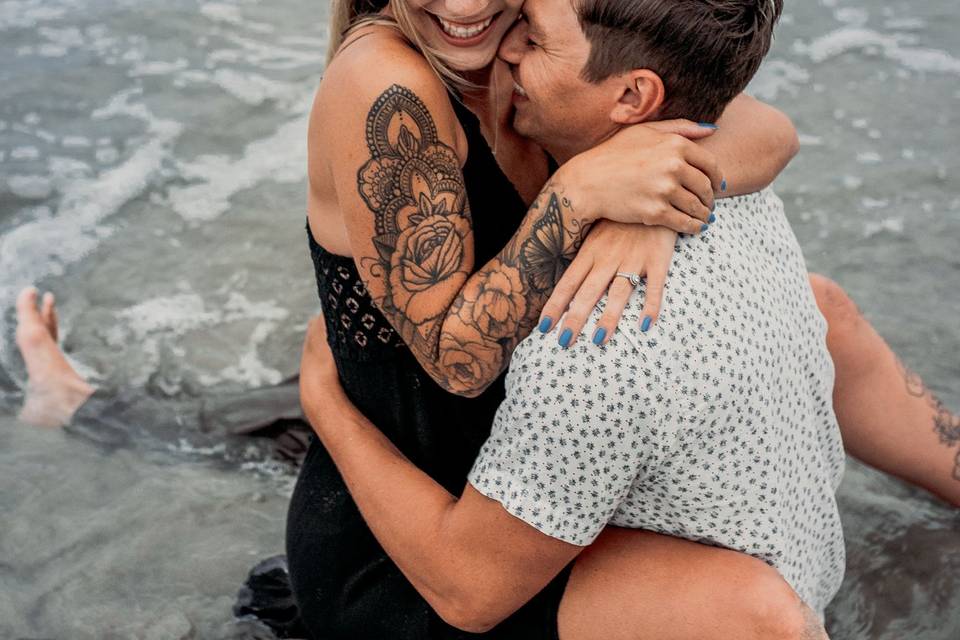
top-left (316, 27), bottom-right (461, 144)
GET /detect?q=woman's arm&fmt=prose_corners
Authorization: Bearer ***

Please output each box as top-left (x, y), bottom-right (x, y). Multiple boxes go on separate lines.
top-left (701, 93), bottom-right (799, 196)
top-left (320, 44), bottom-right (720, 397)
top-left (299, 316), bottom-right (581, 633)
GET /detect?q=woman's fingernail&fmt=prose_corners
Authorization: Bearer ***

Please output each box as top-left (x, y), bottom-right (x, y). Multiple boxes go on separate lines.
top-left (559, 328), bottom-right (573, 348)
top-left (641, 316), bottom-right (652, 332)
top-left (708, 213), bottom-right (716, 223)
top-left (720, 179), bottom-right (727, 192)
top-left (592, 327), bottom-right (607, 345)
top-left (700, 223), bottom-right (709, 233)
top-left (698, 122), bottom-right (718, 130)
top-left (538, 317), bottom-right (552, 333)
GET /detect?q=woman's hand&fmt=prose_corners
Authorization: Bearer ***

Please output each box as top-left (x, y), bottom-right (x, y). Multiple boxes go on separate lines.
top-left (560, 120), bottom-right (724, 235)
top-left (537, 221), bottom-right (678, 347)
top-left (299, 314), bottom-right (347, 428)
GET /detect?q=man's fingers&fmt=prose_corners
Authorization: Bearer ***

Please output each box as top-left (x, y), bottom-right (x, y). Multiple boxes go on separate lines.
top-left (540, 256), bottom-right (593, 334)
top-left (591, 277), bottom-right (636, 346)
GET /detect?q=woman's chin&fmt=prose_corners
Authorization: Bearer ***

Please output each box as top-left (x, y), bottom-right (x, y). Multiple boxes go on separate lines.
top-left (442, 50), bottom-right (498, 74)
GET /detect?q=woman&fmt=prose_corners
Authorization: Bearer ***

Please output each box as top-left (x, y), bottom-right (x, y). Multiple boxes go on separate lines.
top-left (290, 0), bottom-right (823, 638)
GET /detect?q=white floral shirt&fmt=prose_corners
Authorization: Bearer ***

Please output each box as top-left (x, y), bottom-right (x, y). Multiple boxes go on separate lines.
top-left (469, 189), bottom-right (846, 615)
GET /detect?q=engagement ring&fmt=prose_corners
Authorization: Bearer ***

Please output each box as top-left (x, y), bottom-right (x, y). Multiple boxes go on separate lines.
top-left (615, 272), bottom-right (643, 287)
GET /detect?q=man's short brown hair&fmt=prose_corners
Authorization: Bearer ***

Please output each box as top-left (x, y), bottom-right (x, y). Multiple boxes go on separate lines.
top-left (576, 0), bottom-right (783, 122)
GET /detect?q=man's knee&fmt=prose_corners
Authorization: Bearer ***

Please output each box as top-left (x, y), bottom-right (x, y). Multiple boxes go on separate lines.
top-left (809, 273), bottom-right (862, 338)
top-left (734, 568), bottom-right (828, 640)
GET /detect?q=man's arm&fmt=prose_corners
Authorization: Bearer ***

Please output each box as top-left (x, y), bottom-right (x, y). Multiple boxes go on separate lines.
top-left (299, 319), bottom-right (580, 632)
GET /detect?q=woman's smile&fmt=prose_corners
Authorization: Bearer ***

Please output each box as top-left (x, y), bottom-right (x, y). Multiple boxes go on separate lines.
top-left (429, 10), bottom-right (502, 46)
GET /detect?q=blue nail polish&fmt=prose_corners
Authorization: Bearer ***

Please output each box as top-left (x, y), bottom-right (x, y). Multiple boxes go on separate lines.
top-left (641, 316), bottom-right (652, 332)
top-left (559, 328), bottom-right (573, 348)
top-left (592, 327), bottom-right (607, 345)
top-left (708, 213), bottom-right (716, 224)
top-left (720, 179), bottom-right (727, 192)
top-left (698, 122), bottom-right (718, 130)
top-left (700, 223), bottom-right (709, 233)
top-left (538, 317), bottom-right (552, 333)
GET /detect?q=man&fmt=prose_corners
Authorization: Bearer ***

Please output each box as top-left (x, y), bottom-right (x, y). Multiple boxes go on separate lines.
top-left (298, 0), bottom-right (839, 637)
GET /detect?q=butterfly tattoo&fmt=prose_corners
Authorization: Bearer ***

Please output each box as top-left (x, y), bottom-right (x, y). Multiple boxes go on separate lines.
top-left (520, 193), bottom-right (582, 293)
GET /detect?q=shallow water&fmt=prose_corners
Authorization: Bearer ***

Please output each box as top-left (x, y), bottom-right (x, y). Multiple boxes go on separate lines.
top-left (1, 0), bottom-right (958, 638)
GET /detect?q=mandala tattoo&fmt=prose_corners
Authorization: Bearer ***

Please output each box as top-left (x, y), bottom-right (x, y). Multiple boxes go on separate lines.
top-left (355, 85), bottom-right (588, 394)
top-left (897, 357), bottom-right (960, 481)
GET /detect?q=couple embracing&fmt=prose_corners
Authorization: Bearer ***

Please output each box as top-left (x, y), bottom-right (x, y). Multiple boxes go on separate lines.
top-left (15, 0), bottom-right (958, 637)
top-left (290, 0), bottom-right (960, 638)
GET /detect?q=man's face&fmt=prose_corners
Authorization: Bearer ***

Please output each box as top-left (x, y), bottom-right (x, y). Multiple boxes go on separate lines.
top-left (497, 0), bottom-right (618, 161)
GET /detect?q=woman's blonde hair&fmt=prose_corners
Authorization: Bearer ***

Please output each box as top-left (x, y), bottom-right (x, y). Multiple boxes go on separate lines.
top-left (326, 0), bottom-right (472, 91)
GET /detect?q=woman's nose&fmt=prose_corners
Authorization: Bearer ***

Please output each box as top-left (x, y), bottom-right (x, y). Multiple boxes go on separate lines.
top-left (442, 0), bottom-right (491, 20)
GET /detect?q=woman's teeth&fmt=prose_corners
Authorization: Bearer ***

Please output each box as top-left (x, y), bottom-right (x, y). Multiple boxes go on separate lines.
top-left (437, 15), bottom-right (494, 39)
top-left (513, 81), bottom-right (527, 97)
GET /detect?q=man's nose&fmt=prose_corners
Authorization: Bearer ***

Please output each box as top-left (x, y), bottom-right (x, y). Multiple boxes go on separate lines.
top-left (498, 20), bottom-right (526, 65)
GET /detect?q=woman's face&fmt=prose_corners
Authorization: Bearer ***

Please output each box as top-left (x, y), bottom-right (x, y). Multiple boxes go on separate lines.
top-left (401, 0), bottom-right (524, 71)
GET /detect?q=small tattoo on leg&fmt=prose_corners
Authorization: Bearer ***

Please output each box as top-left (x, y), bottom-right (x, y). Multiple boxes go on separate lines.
top-left (896, 357), bottom-right (960, 481)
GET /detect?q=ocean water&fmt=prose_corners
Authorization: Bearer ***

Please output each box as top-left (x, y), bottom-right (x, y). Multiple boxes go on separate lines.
top-left (1, 0), bottom-right (958, 638)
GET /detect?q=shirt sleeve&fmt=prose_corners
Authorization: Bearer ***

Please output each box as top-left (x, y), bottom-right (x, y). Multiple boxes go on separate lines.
top-left (468, 321), bottom-right (663, 546)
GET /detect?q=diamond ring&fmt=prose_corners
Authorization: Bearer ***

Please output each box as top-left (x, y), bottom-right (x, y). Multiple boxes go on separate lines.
top-left (615, 272), bottom-right (643, 287)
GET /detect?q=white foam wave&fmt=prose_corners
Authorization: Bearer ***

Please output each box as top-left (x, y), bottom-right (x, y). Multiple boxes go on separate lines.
top-left (61, 135), bottom-right (91, 148)
top-left (750, 60), bottom-right (811, 101)
top-left (11, 146), bottom-right (40, 160)
top-left (834, 7), bottom-right (869, 27)
top-left (5, 174), bottom-right (53, 199)
top-left (172, 68), bottom-right (303, 107)
top-left (200, 2), bottom-right (275, 34)
top-left (118, 294), bottom-right (222, 340)
top-left (0, 0), bottom-right (66, 30)
top-left (215, 31), bottom-right (324, 70)
top-left (167, 106), bottom-right (308, 222)
top-left (864, 217), bottom-right (904, 238)
top-left (883, 18), bottom-right (926, 31)
top-left (795, 27), bottom-right (960, 75)
top-left (130, 58), bottom-right (190, 77)
top-left (0, 89), bottom-right (182, 359)
top-left (114, 291), bottom-right (289, 389)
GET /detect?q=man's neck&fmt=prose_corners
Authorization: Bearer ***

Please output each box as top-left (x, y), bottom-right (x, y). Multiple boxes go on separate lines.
top-left (541, 123), bottom-right (624, 167)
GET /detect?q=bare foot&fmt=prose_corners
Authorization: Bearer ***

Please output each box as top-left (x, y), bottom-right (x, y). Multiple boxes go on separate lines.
top-left (16, 287), bottom-right (94, 427)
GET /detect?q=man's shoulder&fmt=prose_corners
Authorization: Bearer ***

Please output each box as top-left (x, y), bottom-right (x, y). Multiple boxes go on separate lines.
top-left (509, 316), bottom-right (641, 378)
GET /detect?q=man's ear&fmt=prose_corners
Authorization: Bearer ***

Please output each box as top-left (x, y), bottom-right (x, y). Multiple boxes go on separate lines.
top-left (609, 70), bottom-right (665, 124)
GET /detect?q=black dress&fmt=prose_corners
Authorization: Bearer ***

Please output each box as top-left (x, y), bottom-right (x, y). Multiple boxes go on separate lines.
top-left (286, 96), bottom-right (572, 639)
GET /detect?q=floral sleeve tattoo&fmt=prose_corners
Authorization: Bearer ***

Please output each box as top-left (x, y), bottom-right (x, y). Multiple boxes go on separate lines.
top-left (356, 85), bottom-right (588, 395)
top-left (898, 357), bottom-right (960, 481)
